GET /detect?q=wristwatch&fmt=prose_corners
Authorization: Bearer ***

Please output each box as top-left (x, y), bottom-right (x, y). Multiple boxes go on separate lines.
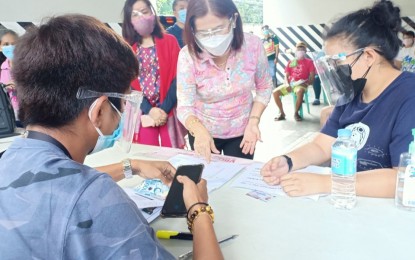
top-left (282, 155), bottom-right (293, 172)
top-left (122, 159), bottom-right (133, 179)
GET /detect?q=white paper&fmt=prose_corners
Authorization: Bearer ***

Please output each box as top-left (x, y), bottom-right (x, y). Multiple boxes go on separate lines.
top-left (168, 154), bottom-right (245, 193)
top-left (123, 187), bottom-right (165, 208)
top-left (141, 207), bottom-right (162, 223)
top-left (231, 163), bottom-right (330, 201)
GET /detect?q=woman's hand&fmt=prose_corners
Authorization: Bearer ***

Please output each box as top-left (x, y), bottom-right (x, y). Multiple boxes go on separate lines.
top-left (240, 120), bottom-right (262, 155)
top-left (177, 176), bottom-right (208, 210)
top-left (279, 173), bottom-right (331, 197)
top-left (260, 156), bottom-right (290, 185)
top-left (149, 107), bottom-right (168, 126)
top-left (131, 159), bottom-right (176, 186)
top-left (194, 129), bottom-right (220, 163)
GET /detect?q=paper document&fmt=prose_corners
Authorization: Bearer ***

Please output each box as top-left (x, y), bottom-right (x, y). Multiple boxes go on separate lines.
top-left (168, 154), bottom-right (245, 193)
top-left (123, 187), bottom-right (163, 223)
top-left (231, 164), bottom-right (329, 201)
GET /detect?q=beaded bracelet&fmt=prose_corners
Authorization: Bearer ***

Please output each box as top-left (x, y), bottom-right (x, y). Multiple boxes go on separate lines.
top-left (187, 205), bottom-right (215, 233)
top-left (186, 202), bottom-right (208, 219)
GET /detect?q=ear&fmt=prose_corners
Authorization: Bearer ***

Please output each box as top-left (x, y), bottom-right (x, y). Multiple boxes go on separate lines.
top-left (363, 48), bottom-right (378, 67)
top-left (89, 96), bottom-right (108, 129)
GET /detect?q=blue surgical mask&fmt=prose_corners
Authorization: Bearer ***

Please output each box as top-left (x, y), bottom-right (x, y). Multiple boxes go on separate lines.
top-left (178, 9), bottom-right (187, 24)
top-left (2, 45), bottom-right (15, 60)
top-left (88, 100), bottom-right (123, 154)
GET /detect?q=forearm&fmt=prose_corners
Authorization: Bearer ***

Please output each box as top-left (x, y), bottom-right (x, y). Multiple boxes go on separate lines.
top-left (96, 163), bottom-right (125, 182)
top-left (192, 214), bottom-right (223, 260)
top-left (95, 160), bottom-right (143, 182)
top-left (287, 134), bottom-right (333, 171)
top-left (185, 115), bottom-right (209, 136)
top-left (159, 79), bottom-right (177, 113)
top-left (249, 101), bottom-right (267, 119)
top-left (356, 168), bottom-right (397, 198)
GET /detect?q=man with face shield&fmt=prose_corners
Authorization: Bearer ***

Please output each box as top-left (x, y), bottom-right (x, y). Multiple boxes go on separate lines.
top-left (261, 1), bottom-right (415, 199)
top-left (0, 15), bottom-right (222, 259)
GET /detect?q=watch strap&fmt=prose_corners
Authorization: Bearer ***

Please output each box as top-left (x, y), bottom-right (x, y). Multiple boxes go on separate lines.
top-left (282, 155), bottom-right (293, 172)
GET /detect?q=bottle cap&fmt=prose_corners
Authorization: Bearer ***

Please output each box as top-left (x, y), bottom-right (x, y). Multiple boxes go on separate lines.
top-left (337, 128), bottom-right (352, 138)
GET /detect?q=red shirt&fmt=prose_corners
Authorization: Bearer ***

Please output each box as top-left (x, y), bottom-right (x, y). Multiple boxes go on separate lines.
top-left (285, 58), bottom-right (315, 83)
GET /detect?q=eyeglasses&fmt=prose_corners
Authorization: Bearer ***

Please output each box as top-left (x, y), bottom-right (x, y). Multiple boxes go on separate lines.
top-left (193, 17), bottom-right (234, 39)
top-left (131, 9), bottom-right (152, 19)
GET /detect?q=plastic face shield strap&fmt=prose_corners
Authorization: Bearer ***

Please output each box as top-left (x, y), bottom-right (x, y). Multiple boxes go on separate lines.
top-left (311, 51), bottom-right (356, 106)
top-left (77, 88), bottom-right (143, 153)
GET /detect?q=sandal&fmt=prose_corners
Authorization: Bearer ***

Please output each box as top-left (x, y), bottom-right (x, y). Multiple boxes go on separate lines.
top-left (274, 114), bottom-right (286, 121)
top-left (294, 113), bottom-right (302, 121)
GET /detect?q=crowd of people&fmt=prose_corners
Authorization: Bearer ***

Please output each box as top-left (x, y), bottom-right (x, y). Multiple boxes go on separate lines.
top-left (0, 0), bottom-right (415, 258)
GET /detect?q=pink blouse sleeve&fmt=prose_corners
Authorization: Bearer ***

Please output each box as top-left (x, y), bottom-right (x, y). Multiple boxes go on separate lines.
top-left (176, 47), bottom-right (197, 125)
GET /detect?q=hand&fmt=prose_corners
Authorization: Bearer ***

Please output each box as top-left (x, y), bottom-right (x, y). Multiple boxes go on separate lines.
top-left (131, 160), bottom-right (176, 186)
top-left (280, 173), bottom-right (330, 197)
top-left (177, 176), bottom-right (208, 210)
top-left (239, 121), bottom-right (262, 155)
top-left (194, 129), bottom-right (220, 163)
top-left (149, 107), bottom-right (167, 126)
top-left (260, 156), bottom-right (290, 185)
top-left (5, 83), bottom-right (15, 91)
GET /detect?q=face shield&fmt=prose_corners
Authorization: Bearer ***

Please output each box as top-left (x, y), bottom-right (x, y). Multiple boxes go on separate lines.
top-left (77, 88), bottom-right (143, 153)
top-left (311, 50), bottom-right (361, 106)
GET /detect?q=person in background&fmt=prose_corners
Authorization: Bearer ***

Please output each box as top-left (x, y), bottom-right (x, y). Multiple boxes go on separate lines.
top-left (261, 25), bottom-right (280, 89)
top-left (312, 75), bottom-right (321, 105)
top-left (395, 30), bottom-right (415, 72)
top-left (122, 0), bottom-right (186, 148)
top-left (0, 14), bottom-right (222, 259)
top-left (0, 30), bottom-right (21, 127)
top-left (177, 0), bottom-right (272, 162)
top-left (273, 41), bottom-right (315, 121)
top-left (261, 0), bottom-right (415, 198)
top-left (167, 0), bottom-right (188, 48)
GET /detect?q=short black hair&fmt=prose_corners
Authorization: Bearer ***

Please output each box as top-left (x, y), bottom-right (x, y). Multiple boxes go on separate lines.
top-left (172, 0), bottom-right (188, 11)
top-left (403, 30), bottom-right (415, 38)
top-left (12, 14), bottom-right (139, 128)
top-left (122, 0), bottom-right (164, 45)
top-left (324, 0), bottom-right (401, 62)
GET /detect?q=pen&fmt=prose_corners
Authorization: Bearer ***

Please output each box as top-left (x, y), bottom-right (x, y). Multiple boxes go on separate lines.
top-left (156, 230), bottom-right (193, 240)
top-left (178, 234), bottom-right (239, 260)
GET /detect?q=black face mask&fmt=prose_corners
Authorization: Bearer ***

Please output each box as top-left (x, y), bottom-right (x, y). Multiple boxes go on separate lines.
top-left (335, 51), bottom-right (371, 97)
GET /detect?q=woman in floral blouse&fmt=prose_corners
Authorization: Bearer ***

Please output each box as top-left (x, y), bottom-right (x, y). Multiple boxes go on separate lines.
top-left (177, 0), bottom-right (272, 161)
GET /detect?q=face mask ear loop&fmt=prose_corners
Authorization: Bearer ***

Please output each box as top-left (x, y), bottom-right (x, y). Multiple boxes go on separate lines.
top-left (350, 51), bottom-right (364, 68)
top-left (361, 65), bottom-right (372, 79)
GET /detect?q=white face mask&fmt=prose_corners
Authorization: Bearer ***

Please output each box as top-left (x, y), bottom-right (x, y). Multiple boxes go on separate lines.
top-left (196, 29), bottom-right (234, 57)
top-left (296, 50), bottom-right (306, 59)
top-left (403, 38), bottom-right (414, 47)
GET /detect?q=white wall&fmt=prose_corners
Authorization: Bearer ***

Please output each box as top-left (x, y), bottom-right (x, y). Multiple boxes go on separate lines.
top-left (0, 0), bottom-right (157, 22)
top-left (264, 0), bottom-right (415, 27)
top-left (1, 0), bottom-right (414, 25)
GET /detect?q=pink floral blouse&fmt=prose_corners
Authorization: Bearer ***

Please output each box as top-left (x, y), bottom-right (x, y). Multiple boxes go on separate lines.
top-left (177, 33), bottom-right (272, 139)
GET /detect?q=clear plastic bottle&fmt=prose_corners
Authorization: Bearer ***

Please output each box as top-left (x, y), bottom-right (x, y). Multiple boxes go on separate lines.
top-left (395, 128), bottom-right (415, 211)
top-left (331, 128), bottom-right (357, 209)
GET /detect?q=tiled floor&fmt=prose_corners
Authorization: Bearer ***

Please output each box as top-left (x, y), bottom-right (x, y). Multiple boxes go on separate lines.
top-left (254, 91), bottom-right (323, 163)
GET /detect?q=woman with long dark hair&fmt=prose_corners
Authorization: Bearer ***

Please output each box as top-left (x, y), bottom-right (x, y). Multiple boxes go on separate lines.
top-left (122, 0), bottom-right (186, 148)
top-left (261, 1), bottom-right (415, 198)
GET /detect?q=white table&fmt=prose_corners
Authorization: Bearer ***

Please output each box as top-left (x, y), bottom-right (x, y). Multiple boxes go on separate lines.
top-left (84, 143), bottom-right (415, 260)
